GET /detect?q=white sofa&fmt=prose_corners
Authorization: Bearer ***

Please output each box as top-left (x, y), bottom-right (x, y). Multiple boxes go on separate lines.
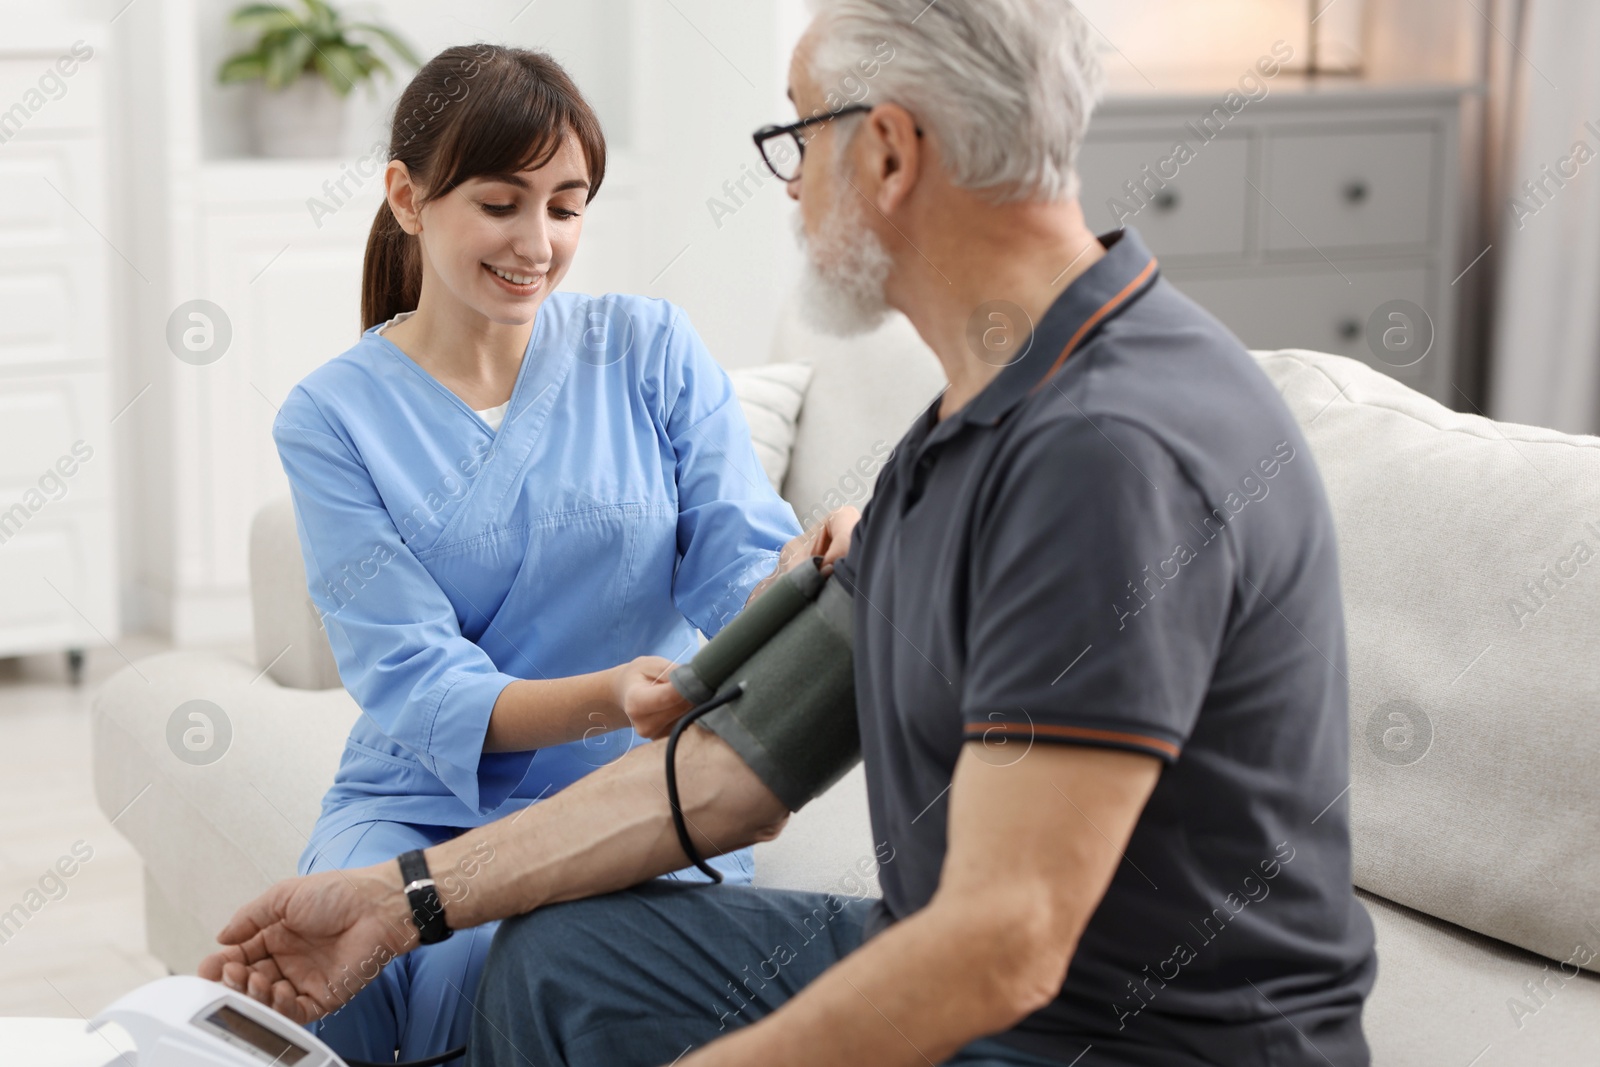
top-left (94, 300), bottom-right (1600, 1063)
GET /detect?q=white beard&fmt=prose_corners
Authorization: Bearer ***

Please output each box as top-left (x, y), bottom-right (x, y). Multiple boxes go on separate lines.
top-left (793, 183), bottom-right (893, 338)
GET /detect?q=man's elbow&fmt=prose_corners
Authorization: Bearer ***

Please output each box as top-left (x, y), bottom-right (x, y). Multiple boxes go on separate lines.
top-left (747, 811), bottom-right (790, 843)
top-left (933, 888), bottom-right (1077, 1026)
top-left (673, 723), bottom-right (792, 846)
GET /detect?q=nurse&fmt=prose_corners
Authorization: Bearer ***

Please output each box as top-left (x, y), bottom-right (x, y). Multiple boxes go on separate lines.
top-left (271, 43), bottom-right (827, 1066)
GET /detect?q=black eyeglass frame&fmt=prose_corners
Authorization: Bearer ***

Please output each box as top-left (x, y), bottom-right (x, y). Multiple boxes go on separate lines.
top-left (752, 104), bottom-right (921, 182)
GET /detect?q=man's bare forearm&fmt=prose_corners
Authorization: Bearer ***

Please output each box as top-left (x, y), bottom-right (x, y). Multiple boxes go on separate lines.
top-left (418, 725), bottom-right (789, 929)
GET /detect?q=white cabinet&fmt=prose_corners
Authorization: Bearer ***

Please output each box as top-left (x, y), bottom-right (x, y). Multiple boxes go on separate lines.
top-left (1078, 79), bottom-right (1470, 403)
top-left (0, 24), bottom-right (118, 676)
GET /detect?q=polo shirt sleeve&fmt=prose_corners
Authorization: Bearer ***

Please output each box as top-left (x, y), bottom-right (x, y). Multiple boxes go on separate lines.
top-left (961, 415), bottom-right (1233, 763)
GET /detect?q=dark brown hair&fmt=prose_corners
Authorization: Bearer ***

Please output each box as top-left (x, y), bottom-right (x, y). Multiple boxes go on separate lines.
top-left (362, 44), bottom-right (607, 331)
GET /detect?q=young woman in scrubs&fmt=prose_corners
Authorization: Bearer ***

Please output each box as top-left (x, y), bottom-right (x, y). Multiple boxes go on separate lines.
top-left (271, 44), bottom-right (827, 1065)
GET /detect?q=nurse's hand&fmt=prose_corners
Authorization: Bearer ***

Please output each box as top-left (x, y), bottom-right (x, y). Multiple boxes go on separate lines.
top-left (198, 863), bottom-right (417, 1025)
top-left (614, 654), bottom-right (693, 740)
top-left (749, 506), bottom-right (862, 603)
top-left (808, 505), bottom-right (860, 576)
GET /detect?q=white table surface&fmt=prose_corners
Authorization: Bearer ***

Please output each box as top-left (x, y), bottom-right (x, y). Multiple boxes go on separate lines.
top-left (0, 1017), bottom-right (136, 1066)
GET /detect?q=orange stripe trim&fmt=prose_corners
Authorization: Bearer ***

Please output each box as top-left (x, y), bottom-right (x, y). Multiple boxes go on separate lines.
top-left (1028, 258), bottom-right (1160, 396)
top-left (965, 720), bottom-right (1181, 759)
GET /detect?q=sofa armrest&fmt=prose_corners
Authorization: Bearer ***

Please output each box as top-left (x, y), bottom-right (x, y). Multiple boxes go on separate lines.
top-left (92, 651), bottom-right (359, 973)
top-left (251, 498), bottom-right (342, 691)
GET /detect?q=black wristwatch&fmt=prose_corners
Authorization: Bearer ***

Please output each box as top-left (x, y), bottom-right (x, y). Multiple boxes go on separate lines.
top-left (397, 849), bottom-right (453, 945)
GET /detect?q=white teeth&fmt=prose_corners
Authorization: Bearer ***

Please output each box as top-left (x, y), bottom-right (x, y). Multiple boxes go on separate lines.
top-left (488, 265), bottom-right (537, 286)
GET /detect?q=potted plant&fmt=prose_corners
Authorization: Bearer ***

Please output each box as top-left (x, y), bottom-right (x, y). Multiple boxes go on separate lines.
top-left (218, 0), bottom-right (422, 159)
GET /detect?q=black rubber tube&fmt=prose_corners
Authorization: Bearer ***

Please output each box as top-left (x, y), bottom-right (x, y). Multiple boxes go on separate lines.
top-left (663, 682), bottom-right (748, 883)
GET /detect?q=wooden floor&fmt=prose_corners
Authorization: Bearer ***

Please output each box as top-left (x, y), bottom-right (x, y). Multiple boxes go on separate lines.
top-left (0, 637), bottom-right (244, 1019)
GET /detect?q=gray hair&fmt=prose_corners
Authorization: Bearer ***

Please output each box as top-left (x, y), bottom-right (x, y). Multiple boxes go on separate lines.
top-left (805, 0), bottom-right (1104, 202)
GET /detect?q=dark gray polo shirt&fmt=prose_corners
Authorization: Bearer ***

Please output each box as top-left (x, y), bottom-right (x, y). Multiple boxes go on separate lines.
top-left (834, 229), bottom-right (1377, 1066)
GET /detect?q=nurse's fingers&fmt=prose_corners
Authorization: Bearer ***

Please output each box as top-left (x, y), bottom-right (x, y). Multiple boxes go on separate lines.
top-left (817, 506), bottom-right (861, 572)
top-left (624, 675), bottom-right (695, 739)
top-left (635, 654), bottom-right (680, 680)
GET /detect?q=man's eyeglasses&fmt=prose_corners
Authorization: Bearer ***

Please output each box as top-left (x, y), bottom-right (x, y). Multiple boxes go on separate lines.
top-left (751, 104), bottom-right (875, 183)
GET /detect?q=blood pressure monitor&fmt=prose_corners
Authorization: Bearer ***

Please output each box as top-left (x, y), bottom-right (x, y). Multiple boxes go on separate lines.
top-left (89, 976), bottom-right (348, 1066)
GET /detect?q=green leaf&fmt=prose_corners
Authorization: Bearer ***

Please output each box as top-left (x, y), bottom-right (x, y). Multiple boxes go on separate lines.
top-left (347, 21), bottom-right (423, 67)
top-left (217, 50), bottom-right (269, 83)
top-left (345, 42), bottom-right (379, 77)
top-left (228, 4), bottom-right (300, 33)
top-left (314, 41), bottom-right (365, 96)
top-left (219, 0), bottom-right (417, 90)
top-left (299, 0), bottom-right (339, 38)
top-left (264, 29), bottom-right (315, 90)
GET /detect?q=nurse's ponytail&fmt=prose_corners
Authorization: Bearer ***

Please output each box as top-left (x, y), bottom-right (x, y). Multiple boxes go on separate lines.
top-left (361, 44), bottom-right (607, 332)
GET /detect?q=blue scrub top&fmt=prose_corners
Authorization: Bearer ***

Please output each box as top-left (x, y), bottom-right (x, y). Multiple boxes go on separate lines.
top-left (274, 291), bottom-right (801, 844)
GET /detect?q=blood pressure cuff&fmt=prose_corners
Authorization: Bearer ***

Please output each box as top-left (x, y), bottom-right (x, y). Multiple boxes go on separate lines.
top-left (669, 560), bottom-right (861, 812)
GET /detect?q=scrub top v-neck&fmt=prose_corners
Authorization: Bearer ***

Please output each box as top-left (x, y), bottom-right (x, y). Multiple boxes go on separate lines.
top-left (273, 291), bottom-right (801, 846)
top-left (375, 309), bottom-right (520, 437)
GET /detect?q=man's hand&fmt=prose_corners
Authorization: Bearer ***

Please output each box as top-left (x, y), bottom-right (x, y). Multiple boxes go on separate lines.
top-left (615, 654), bottom-right (693, 740)
top-left (197, 863), bottom-right (416, 1024)
top-left (198, 725), bottom-right (790, 1024)
top-left (750, 506), bottom-right (861, 603)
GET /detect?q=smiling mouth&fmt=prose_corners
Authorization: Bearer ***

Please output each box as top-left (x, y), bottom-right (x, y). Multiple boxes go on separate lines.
top-left (484, 263), bottom-right (542, 289)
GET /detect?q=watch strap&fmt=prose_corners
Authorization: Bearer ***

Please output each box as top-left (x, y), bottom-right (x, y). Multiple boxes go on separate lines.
top-left (397, 849), bottom-right (453, 945)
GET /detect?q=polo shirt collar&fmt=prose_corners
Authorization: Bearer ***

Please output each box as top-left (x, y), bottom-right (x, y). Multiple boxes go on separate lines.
top-left (957, 228), bottom-right (1161, 429)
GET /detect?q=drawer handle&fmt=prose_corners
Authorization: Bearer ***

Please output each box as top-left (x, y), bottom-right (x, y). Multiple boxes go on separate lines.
top-left (1337, 318), bottom-right (1362, 341)
top-left (1153, 190), bottom-right (1180, 213)
top-left (1344, 181), bottom-right (1370, 205)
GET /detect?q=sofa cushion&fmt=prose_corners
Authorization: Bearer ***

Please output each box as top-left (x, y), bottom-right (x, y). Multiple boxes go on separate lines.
top-left (1361, 890), bottom-right (1600, 1063)
top-left (726, 362), bottom-right (812, 492)
top-left (1258, 350), bottom-right (1600, 973)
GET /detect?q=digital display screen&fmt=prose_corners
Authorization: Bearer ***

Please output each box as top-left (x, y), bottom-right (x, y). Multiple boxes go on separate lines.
top-left (198, 1004), bottom-right (312, 1064)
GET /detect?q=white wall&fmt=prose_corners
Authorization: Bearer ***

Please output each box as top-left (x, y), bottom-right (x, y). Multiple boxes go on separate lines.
top-left (1074, 0), bottom-right (1479, 84)
top-left (1074, 0), bottom-right (1312, 76)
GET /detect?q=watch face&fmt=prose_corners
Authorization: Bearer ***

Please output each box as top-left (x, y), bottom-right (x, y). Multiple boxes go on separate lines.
top-left (196, 1004), bottom-right (312, 1064)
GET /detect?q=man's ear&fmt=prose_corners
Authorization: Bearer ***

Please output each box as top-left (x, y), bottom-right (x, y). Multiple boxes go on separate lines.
top-left (864, 103), bottom-right (923, 216)
top-left (385, 160), bottom-right (423, 235)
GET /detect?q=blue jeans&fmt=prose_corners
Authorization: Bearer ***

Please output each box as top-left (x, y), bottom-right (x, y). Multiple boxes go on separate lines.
top-left (467, 880), bottom-right (1072, 1067)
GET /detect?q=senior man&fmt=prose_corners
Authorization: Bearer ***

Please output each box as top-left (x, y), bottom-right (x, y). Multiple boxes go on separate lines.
top-left (202, 2), bottom-right (1377, 1064)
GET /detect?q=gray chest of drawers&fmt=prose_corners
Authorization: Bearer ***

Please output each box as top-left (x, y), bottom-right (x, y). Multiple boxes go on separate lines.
top-left (1078, 77), bottom-right (1472, 404)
